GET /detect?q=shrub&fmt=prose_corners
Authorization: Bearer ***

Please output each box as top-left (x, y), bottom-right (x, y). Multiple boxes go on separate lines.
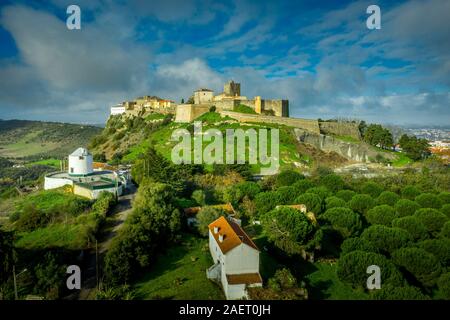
top-left (192, 190), bottom-right (206, 206)
top-left (415, 193), bottom-right (443, 209)
top-left (196, 207), bottom-right (226, 237)
top-left (361, 182), bottom-right (383, 198)
top-left (392, 247), bottom-right (442, 288)
top-left (391, 216), bottom-right (428, 241)
top-left (414, 208), bottom-right (448, 237)
top-left (349, 194), bottom-right (375, 215)
top-left (401, 185), bottom-right (421, 200)
top-left (376, 191), bottom-right (400, 206)
top-left (336, 190), bottom-right (356, 202)
top-left (325, 196), bottom-right (347, 210)
top-left (322, 207), bottom-right (362, 238)
top-left (294, 193), bottom-right (322, 214)
top-left (366, 205), bottom-right (397, 226)
top-left (360, 225), bottom-right (412, 254)
top-left (394, 199), bottom-right (420, 217)
top-left (372, 284), bottom-right (428, 300)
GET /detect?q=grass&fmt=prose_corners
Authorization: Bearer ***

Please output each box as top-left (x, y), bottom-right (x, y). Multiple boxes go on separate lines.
top-left (233, 104), bottom-right (257, 115)
top-left (145, 113), bottom-right (166, 121)
top-left (392, 152), bottom-right (413, 167)
top-left (15, 223), bottom-right (90, 250)
top-left (26, 158), bottom-right (60, 167)
top-left (132, 233), bottom-right (225, 300)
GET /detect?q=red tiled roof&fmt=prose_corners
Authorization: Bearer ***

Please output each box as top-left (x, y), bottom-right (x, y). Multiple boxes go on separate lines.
top-left (226, 273), bottom-right (262, 285)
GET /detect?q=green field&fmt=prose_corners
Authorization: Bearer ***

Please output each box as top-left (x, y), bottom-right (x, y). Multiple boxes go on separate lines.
top-left (132, 234), bottom-right (225, 300)
top-left (26, 158), bottom-right (60, 168)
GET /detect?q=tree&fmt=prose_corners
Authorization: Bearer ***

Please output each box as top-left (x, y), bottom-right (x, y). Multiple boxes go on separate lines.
top-left (249, 268), bottom-right (307, 300)
top-left (305, 186), bottom-right (332, 202)
top-left (0, 229), bottom-right (15, 290)
top-left (340, 237), bottom-right (378, 255)
top-left (438, 192), bottom-right (450, 205)
top-left (223, 181), bottom-right (261, 205)
top-left (417, 239), bottom-right (450, 266)
top-left (294, 193), bottom-right (322, 214)
top-left (336, 190), bottom-right (356, 202)
top-left (437, 273), bottom-right (450, 299)
top-left (394, 199), bottom-right (420, 217)
top-left (349, 194), bottom-right (375, 215)
top-left (322, 207), bottom-right (362, 238)
top-left (376, 191), bottom-right (400, 206)
top-left (415, 193), bottom-right (443, 209)
top-left (366, 205), bottom-right (397, 226)
top-left (392, 247), bottom-right (442, 288)
top-left (319, 174), bottom-right (345, 193)
top-left (391, 216), bottom-right (429, 241)
top-left (399, 134), bottom-right (430, 160)
top-left (276, 186), bottom-right (298, 204)
top-left (181, 98), bottom-right (184, 104)
top-left (372, 284), bottom-right (428, 300)
top-left (337, 250), bottom-right (404, 288)
top-left (361, 182), bottom-right (383, 198)
top-left (361, 225), bottom-right (412, 254)
top-left (275, 170), bottom-right (304, 188)
top-left (34, 252), bottom-right (65, 299)
top-left (414, 208), bottom-right (448, 237)
top-left (291, 179), bottom-right (315, 195)
top-left (401, 185), bottom-right (421, 200)
top-left (254, 191), bottom-right (281, 216)
top-left (325, 196), bottom-right (347, 210)
top-left (441, 221), bottom-right (450, 239)
top-left (196, 207), bottom-right (226, 236)
top-left (261, 207), bottom-right (315, 255)
top-left (364, 124), bottom-right (393, 149)
top-left (441, 204), bottom-right (450, 219)
top-left (358, 120), bottom-right (367, 138)
top-left (192, 189), bottom-right (206, 206)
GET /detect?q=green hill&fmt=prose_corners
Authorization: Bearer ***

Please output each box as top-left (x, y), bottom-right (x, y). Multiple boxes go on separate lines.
top-left (0, 119), bottom-right (102, 160)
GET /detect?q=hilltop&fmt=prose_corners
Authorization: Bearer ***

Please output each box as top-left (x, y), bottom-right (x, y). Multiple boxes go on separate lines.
top-left (0, 119), bottom-right (102, 160)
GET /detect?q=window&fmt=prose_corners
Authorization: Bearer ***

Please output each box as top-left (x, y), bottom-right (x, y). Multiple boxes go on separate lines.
top-left (70, 167), bottom-right (74, 173)
top-left (79, 156), bottom-right (84, 160)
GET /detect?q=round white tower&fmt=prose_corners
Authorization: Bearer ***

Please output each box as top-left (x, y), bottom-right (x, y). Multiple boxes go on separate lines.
top-left (68, 147), bottom-right (93, 176)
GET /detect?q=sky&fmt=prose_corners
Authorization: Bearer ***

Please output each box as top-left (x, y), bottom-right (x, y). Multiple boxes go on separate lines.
top-left (0, 0), bottom-right (449, 126)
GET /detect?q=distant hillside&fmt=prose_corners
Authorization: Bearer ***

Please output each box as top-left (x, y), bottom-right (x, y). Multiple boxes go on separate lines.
top-left (0, 119), bottom-right (102, 160)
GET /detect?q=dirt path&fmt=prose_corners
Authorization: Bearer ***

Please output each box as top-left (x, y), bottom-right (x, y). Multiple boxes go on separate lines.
top-left (75, 182), bottom-right (137, 300)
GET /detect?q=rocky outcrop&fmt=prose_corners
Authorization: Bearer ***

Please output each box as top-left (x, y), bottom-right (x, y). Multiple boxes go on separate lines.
top-left (294, 129), bottom-right (397, 163)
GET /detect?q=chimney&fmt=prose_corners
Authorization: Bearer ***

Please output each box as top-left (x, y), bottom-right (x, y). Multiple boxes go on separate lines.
top-left (219, 234), bottom-right (225, 242)
top-left (214, 226), bottom-right (219, 234)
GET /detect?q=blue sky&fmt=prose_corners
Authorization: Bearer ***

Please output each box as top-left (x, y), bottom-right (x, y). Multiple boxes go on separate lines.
top-left (0, 0), bottom-right (449, 125)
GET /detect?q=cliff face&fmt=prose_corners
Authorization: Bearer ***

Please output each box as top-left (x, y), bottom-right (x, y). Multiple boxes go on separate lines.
top-left (294, 129), bottom-right (397, 163)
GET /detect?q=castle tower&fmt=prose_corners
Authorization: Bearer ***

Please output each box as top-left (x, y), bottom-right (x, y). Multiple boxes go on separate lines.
top-left (255, 96), bottom-right (262, 114)
top-left (224, 80), bottom-right (240, 97)
top-left (68, 147), bottom-right (93, 176)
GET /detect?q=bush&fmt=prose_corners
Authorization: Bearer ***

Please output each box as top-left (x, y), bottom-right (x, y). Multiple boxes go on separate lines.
top-left (337, 250), bottom-right (404, 288)
top-left (394, 199), bottom-right (420, 217)
top-left (414, 208), bottom-right (448, 237)
top-left (415, 193), bottom-right (443, 209)
top-left (192, 190), bottom-right (206, 206)
top-left (325, 196), bottom-right (347, 210)
top-left (294, 193), bottom-right (322, 214)
top-left (401, 185), bottom-right (421, 200)
top-left (349, 194), bottom-right (375, 215)
top-left (360, 225), bottom-right (412, 254)
top-left (366, 205), bottom-right (397, 226)
top-left (361, 182), bottom-right (383, 198)
top-left (275, 170), bottom-right (304, 188)
top-left (336, 190), bottom-right (356, 202)
top-left (340, 237), bottom-right (378, 255)
top-left (376, 191), bottom-right (400, 206)
top-left (319, 174), bottom-right (345, 193)
top-left (15, 204), bottom-right (49, 232)
top-left (392, 247), bottom-right (442, 288)
top-left (391, 216), bottom-right (428, 241)
top-left (322, 207), bottom-right (362, 238)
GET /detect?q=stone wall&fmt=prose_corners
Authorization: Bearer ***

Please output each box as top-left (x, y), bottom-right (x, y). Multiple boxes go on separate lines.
top-left (262, 100), bottom-right (289, 117)
top-left (319, 121), bottom-right (361, 140)
top-left (294, 129), bottom-right (396, 163)
top-left (175, 104), bottom-right (211, 122)
top-left (219, 111), bottom-right (320, 134)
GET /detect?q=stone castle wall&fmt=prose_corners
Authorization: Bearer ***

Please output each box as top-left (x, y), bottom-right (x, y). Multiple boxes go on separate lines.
top-left (319, 121), bottom-right (361, 140)
top-left (219, 111), bottom-right (320, 134)
top-left (175, 104), bottom-right (211, 122)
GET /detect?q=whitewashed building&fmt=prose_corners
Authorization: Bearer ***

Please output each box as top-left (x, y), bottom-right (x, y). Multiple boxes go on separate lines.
top-left (110, 104), bottom-right (126, 115)
top-left (207, 216), bottom-right (262, 300)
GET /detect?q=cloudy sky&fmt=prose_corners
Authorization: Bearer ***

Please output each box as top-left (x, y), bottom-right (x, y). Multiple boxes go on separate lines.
top-left (0, 0), bottom-right (449, 125)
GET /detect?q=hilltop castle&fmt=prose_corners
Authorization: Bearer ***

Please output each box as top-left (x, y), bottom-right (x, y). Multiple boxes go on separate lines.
top-left (175, 80), bottom-right (289, 122)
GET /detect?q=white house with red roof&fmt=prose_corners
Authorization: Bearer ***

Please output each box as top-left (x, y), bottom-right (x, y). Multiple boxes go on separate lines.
top-left (207, 216), bottom-right (262, 300)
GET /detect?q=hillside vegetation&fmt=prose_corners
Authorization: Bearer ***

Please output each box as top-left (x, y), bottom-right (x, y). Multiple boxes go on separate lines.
top-left (0, 119), bottom-right (102, 160)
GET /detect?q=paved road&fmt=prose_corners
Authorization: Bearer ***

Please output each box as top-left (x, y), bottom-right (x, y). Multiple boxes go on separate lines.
top-left (75, 182), bottom-right (137, 300)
